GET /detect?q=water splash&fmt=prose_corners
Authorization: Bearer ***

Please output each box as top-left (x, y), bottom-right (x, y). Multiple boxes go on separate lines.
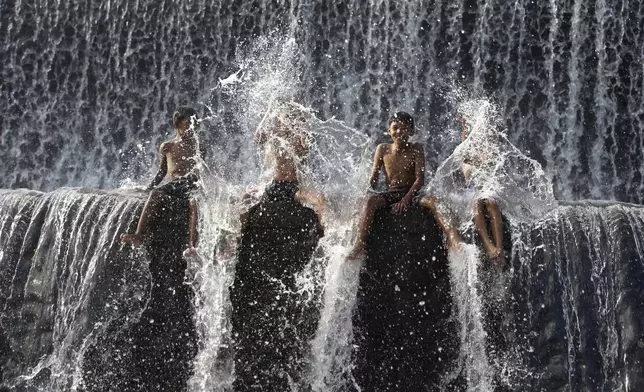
top-left (448, 244), bottom-right (494, 391)
top-left (428, 97), bottom-right (556, 224)
top-left (185, 33), bottom-right (373, 391)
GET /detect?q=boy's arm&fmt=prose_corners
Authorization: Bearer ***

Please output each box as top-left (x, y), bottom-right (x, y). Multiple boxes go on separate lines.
top-left (188, 199), bottom-right (198, 249)
top-left (368, 144), bottom-right (385, 190)
top-left (147, 143), bottom-right (168, 190)
top-left (293, 132), bottom-right (309, 157)
top-left (393, 145), bottom-right (425, 213)
top-left (199, 142), bottom-right (207, 162)
top-left (405, 145), bottom-right (425, 197)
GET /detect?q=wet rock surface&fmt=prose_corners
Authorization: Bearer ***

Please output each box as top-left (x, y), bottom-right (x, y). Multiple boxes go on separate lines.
top-left (351, 205), bottom-right (463, 391)
top-left (231, 199), bottom-right (323, 392)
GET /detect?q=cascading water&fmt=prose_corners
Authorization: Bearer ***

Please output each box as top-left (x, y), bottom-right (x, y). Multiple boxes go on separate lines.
top-left (3, 0), bottom-right (644, 202)
top-left (3, 1), bottom-right (644, 391)
top-left (0, 188), bottom-right (153, 391)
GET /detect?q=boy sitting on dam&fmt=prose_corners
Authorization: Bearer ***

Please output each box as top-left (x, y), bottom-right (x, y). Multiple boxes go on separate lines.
top-left (248, 99), bottom-right (325, 228)
top-left (120, 106), bottom-right (202, 254)
top-left (346, 111), bottom-right (459, 260)
top-left (455, 117), bottom-right (506, 267)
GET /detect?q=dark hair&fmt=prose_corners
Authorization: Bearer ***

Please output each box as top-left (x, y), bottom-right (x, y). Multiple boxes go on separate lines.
top-left (389, 111), bottom-right (414, 132)
top-left (173, 106), bottom-right (198, 125)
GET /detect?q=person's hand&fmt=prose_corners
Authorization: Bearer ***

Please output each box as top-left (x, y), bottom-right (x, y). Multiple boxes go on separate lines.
top-left (392, 194), bottom-right (412, 214)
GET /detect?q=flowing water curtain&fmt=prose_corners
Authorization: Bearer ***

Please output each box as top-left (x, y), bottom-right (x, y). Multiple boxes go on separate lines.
top-left (0, 189), bottom-right (151, 390)
top-left (3, 0), bottom-right (644, 201)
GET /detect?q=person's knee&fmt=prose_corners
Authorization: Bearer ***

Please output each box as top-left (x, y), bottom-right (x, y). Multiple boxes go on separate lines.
top-left (486, 199), bottom-right (500, 210)
top-left (366, 195), bottom-right (385, 209)
top-left (419, 195), bottom-right (436, 209)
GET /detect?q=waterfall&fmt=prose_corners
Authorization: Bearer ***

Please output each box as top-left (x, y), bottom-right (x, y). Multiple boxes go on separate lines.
top-left (0, 188), bottom-right (152, 390)
top-left (494, 201), bottom-right (644, 390)
top-left (2, 0), bottom-right (644, 202)
top-left (3, 0), bottom-right (644, 391)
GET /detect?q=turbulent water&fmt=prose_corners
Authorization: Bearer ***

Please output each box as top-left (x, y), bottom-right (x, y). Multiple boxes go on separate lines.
top-left (3, 0), bottom-right (644, 202)
top-left (0, 189), bottom-right (152, 391)
top-left (3, 0), bottom-right (644, 391)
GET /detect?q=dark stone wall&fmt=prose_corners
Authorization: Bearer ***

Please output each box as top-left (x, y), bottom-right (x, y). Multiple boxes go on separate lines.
top-left (231, 199), bottom-right (323, 392)
top-left (352, 205), bottom-right (463, 391)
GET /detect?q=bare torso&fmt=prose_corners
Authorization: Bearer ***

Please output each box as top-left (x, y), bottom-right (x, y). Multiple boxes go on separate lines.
top-left (163, 137), bottom-right (200, 179)
top-left (265, 132), bottom-right (307, 182)
top-left (380, 143), bottom-right (423, 191)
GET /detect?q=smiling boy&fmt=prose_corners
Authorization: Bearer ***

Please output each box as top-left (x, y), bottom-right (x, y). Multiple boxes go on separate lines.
top-left (347, 112), bottom-right (459, 260)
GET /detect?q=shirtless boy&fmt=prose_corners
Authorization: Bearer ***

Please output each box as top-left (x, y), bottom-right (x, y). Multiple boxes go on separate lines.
top-left (253, 100), bottom-right (324, 225)
top-left (121, 106), bottom-right (201, 254)
top-left (347, 112), bottom-right (459, 260)
top-left (457, 118), bottom-right (505, 267)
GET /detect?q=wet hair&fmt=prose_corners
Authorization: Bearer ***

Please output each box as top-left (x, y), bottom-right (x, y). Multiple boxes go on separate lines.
top-left (389, 111), bottom-right (415, 134)
top-left (173, 106), bottom-right (198, 126)
top-left (285, 106), bottom-right (307, 123)
top-left (276, 100), bottom-right (308, 125)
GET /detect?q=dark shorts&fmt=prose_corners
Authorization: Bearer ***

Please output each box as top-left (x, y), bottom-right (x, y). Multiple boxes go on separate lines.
top-left (265, 180), bottom-right (299, 202)
top-left (157, 173), bottom-right (199, 200)
top-left (373, 188), bottom-right (420, 206)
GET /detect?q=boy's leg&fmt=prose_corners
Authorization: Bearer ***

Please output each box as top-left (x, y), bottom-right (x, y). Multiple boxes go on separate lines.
top-left (484, 199), bottom-right (505, 267)
top-left (120, 189), bottom-right (166, 247)
top-left (187, 198), bottom-right (198, 252)
top-left (473, 199), bottom-right (504, 266)
top-left (418, 195), bottom-right (461, 250)
top-left (347, 194), bottom-right (387, 260)
top-left (474, 198), bottom-right (495, 251)
top-left (294, 188), bottom-right (325, 227)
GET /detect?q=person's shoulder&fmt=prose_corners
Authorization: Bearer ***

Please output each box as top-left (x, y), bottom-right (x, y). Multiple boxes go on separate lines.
top-left (376, 143), bottom-right (391, 152)
top-left (160, 139), bottom-right (176, 153)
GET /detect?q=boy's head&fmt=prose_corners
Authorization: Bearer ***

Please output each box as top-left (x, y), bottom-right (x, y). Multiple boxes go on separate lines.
top-left (173, 106), bottom-right (198, 135)
top-left (276, 102), bottom-right (308, 135)
top-left (388, 111), bottom-right (415, 140)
